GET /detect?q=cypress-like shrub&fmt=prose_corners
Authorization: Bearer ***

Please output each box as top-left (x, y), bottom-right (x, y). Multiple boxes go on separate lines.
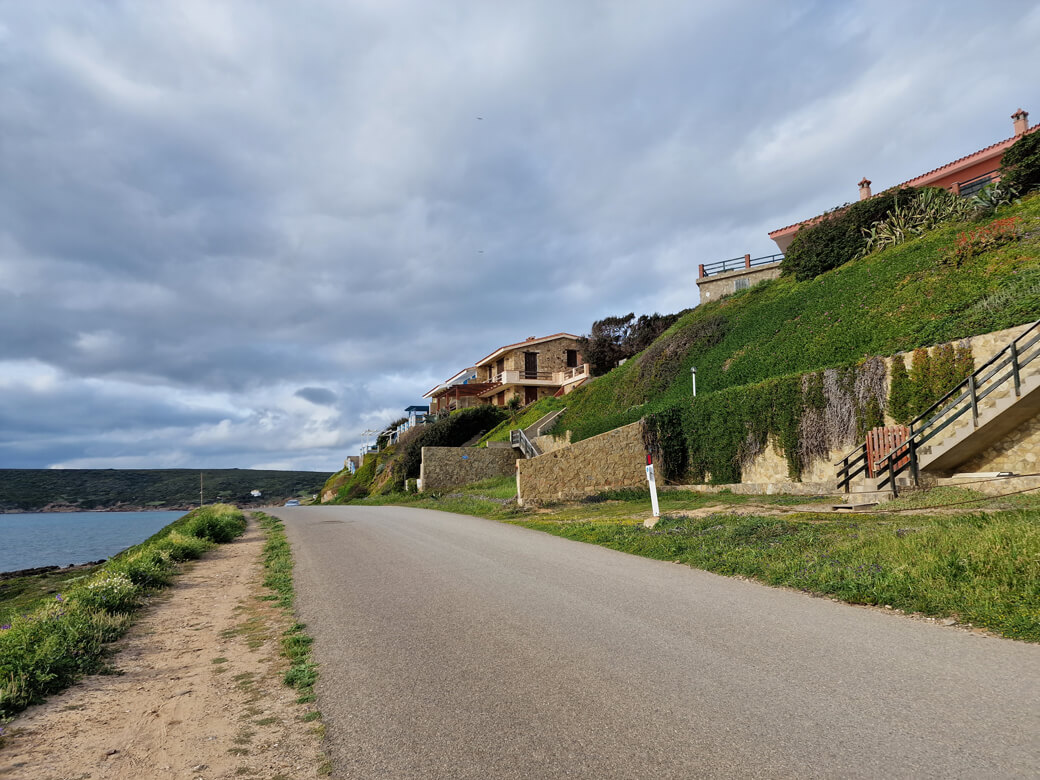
top-left (1000, 130), bottom-right (1040, 196)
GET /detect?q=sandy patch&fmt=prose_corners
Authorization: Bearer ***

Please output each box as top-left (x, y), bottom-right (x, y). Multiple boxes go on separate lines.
top-left (0, 520), bottom-right (326, 780)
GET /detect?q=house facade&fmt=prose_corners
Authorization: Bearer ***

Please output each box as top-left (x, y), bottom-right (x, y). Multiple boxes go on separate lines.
top-left (473, 333), bottom-right (588, 407)
top-left (768, 107), bottom-right (1039, 253)
top-left (425, 333), bottom-right (590, 412)
top-left (424, 367), bottom-right (498, 415)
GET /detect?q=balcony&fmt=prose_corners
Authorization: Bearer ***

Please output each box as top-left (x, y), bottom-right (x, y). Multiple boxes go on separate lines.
top-left (479, 364), bottom-right (590, 397)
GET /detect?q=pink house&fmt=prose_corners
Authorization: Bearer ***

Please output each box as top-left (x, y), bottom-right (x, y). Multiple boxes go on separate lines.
top-left (769, 108), bottom-right (1038, 252)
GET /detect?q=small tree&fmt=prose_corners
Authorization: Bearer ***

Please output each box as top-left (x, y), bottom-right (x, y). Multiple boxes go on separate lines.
top-left (578, 313), bottom-right (634, 375)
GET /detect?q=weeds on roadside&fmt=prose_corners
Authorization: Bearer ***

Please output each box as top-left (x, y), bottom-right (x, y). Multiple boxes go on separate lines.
top-left (0, 505), bottom-right (247, 718)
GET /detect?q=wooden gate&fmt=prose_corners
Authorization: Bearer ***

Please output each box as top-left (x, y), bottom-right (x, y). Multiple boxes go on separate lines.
top-left (865, 426), bottom-right (910, 477)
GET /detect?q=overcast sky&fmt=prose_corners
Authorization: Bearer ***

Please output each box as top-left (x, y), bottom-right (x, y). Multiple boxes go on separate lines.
top-left (1, 1), bottom-right (1038, 472)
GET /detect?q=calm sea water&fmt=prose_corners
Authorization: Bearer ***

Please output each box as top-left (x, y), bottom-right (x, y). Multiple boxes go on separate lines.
top-left (0, 511), bottom-right (186, 573)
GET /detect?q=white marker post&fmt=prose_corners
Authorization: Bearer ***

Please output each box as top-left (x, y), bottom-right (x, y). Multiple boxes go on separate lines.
top-left (645, 453), bottom-right (660, 518)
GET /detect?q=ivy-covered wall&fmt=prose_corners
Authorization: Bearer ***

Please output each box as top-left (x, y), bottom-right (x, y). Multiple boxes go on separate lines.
top-left (639, 323), bottom-right (1038, 487)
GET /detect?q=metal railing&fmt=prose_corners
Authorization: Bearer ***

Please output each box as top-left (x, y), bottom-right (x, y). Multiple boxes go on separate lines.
top-left (836, 320), bottom-right (1040, 494)
top-left (956, 168), bottom-right (1000, 197)
top-left (510, 428), bottom-right (541, 459)
top-left (699, 253), bottom-right (784, 279)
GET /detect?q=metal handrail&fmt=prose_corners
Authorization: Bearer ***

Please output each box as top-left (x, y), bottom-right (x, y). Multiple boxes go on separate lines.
top-left (835, 320), bottom-right (1039, 493)
top-left (871, 320), bottom-right (1039, 495)
top-left (510, 428), bottom-right (541, 459)
top-left (701, 253), bottom-right (785, 278)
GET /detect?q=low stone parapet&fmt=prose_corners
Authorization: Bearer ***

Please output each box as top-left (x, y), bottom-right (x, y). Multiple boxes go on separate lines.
top-left (517, 421), bottom-right (654, 504)
top-left (420, 446), bottom-right (522, 492)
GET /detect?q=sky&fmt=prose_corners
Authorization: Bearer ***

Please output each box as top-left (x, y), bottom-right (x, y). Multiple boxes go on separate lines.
top-left (1, 1), bottom-right (1038, 472)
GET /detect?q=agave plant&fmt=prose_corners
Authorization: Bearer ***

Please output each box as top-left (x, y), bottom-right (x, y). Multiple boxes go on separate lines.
top-left (860, 188), bottom-right (973, 255)
top-left (970, 182), bottom-right (1018, 217)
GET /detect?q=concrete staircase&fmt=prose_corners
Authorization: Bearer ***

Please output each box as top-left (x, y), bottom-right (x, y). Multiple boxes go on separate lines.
top-left (835, 321), bottom-right (1039, 498)
top-left (918, 369), bottom-right (1040, 474)
top-left (524, 407), bottom-right (566, 438)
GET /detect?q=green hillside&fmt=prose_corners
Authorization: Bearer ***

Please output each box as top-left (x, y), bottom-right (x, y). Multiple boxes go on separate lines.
top-left (557, 193), bottom-right (1040, 445)
top-left (0, 469), bottom-right (332, 512)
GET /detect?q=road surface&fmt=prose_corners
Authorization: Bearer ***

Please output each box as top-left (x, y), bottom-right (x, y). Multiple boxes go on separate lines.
top-left (277, 505), bottom-right (1040, 778)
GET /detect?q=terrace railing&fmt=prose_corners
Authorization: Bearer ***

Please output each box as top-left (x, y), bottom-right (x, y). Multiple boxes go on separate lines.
top-left (698, 253), bottom-right (784, 279)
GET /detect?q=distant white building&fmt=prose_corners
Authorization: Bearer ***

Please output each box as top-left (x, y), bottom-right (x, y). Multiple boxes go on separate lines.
top-left (250, 489), bottom-right (262, 498)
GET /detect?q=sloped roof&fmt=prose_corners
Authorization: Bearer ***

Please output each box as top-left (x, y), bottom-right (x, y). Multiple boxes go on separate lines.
top-left (768, 121), bottom-right (1040, 239)
top-left (473, 332), bottom-right (580, 367)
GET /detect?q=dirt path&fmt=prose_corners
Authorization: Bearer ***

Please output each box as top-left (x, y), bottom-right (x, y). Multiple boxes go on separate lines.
top-left (0, 520), bottom-right (326, 780)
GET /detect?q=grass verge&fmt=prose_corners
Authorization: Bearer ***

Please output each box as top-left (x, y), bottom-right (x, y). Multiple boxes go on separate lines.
top-left (253, 512), bottom-right (318, 704)
top-left (0, 504), bottom-right (247, 720)
top-left (355, 482), bottom-right (1040, 643)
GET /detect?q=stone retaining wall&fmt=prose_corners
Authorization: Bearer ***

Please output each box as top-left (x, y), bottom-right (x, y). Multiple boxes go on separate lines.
top-left (517, 421), bottom-right (653, 504)
top-left (733, 323), bottom-right (1036, 491)
top-left (420, 446), bottom-right (522, 492)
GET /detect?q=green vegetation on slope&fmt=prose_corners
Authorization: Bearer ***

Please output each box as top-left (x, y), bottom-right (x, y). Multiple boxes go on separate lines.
top-left (0, 505), bottom-right (246, 718)
top-left (557, 194), bottom-right (1040, 445)
top-left (479, 396), bottom-right (567, 444)
top-left (0, 469), bottom-right (332, 512)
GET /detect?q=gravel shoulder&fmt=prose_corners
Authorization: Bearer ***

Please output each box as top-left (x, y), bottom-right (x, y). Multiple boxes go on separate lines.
top-left (0, 519), bottom-right (326, 780)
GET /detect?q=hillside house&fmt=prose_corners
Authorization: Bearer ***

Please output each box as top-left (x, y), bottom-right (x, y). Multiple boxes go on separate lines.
top-left (473, 333), bottom-right (588, 407)
top-left (424, 367), bottom-right (498, 414)
top-left (426, 333), bottom-right (589, 412)
top-left (769, 107), bottom-right (1039, 252)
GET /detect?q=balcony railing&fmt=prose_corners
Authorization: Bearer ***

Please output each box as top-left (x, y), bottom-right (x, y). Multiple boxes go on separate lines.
top-left (486, 364), bottom-right (590, 388)
top-left (698, 253), bottom-right (784, 279)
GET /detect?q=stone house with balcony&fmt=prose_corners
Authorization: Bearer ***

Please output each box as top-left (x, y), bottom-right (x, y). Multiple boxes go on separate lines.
top-left (425, 333), bottom-right (589, 413)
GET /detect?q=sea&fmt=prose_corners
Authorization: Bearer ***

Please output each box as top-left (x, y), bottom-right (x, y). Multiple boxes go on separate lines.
top-left (0, 510), bottom-right (186, 573)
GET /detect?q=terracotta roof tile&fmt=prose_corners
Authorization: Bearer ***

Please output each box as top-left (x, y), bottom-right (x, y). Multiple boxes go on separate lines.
top-left (768, 122), bottom-right (1040, 238)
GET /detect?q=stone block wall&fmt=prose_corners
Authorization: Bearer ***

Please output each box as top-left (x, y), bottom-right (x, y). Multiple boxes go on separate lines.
top-left (533, 431), bottom-right (571, 455)
top-left (517, 421), bottom-right (652, 504)
top-left (695, 263), bottom-right (782, 303)
top-left (420, 446), bottom-right (521, 492)
top-left (705, 323), bottom-right (1035, 491)
top-left (961, 411), bottom-right (1040, 475)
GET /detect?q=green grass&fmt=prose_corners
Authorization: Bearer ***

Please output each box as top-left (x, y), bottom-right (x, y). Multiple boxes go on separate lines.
top-left (360, 482), bottom-right (1040, 642)
top-left (0, 567), bottom-right (100, 627)
top-left (556, 194), bottom-right (1040, 443)
top-left (0, 504), bottom-right (247, 718)
top-left (479, 397), bottom-right (567, 444)
top-left (253, 513), bottom-right (319, 700)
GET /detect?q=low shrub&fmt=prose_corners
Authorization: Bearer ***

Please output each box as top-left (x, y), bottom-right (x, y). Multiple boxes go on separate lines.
top-left (0, 504), bottom-right (245, 718)
top-left (107, 549), bottom-right (174, 588)
top-left (183, 504), bottom-right (248, 543)
top-left (151, 530), bottom-right (214, 562)
top-left (782, 189), bottom-right (911, 280)
top-left (71, 572), bottom-right (139, 614)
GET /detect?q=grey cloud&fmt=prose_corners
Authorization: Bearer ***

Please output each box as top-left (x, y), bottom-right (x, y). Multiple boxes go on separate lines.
top-left (1, 0), bottom-right (1038, 469)
top-left (295, 387), bottom-right (338, 406)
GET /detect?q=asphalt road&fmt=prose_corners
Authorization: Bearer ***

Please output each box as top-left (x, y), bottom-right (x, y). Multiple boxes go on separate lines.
top-left (277, 505), bottom-right (1040, 779)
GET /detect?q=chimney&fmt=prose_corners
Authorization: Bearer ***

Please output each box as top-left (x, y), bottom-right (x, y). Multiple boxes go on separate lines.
top-left (858, 178), bottom-right (872, 201)
top-left (1012, 108), bottom-right (1029, 137)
